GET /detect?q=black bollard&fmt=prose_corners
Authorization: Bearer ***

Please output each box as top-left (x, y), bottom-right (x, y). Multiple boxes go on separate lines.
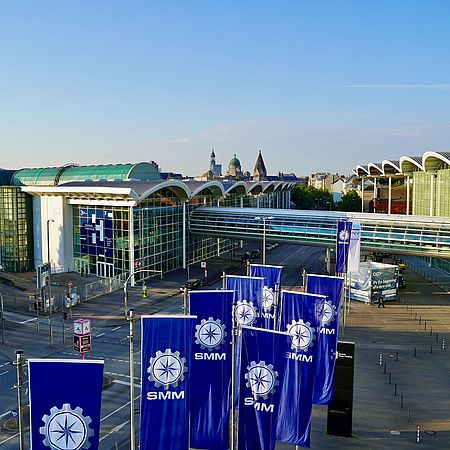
top-left (430, 346), bottom-right (433, 354)
top-left (414, 347), bottom-right (417, 357)
top-left (383, 362), bottom-right (387, 374)
top-left (424, 321), bottom-right (427, 330)
top-left (389, 373), bottom-right (392, 385)
top-left (394, 383), bottom-right (397, 396)
top-left (436, 333), bottom-right (439, 343)
top-left (395, 351), bottom-right (399, 361)
top-left (408, 410), bottom-right (411, 422)
top-left (400, 395), bottom-right (404, 408)
top-left (429, 327), bottom-right (433, 336)
top-left (419, 316), bottom-right (422, 325)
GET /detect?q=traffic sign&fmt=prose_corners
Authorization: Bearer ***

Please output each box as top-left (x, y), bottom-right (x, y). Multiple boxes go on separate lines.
top-left (73, 319), bottom-right (91, 336)
top-left (73, 334), bottom-right (92, 353)
top-left (201, 261), bottom-right (207, 268)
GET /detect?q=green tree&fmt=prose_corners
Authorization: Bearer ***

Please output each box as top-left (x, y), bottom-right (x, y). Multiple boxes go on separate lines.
top-left (291, 185), bottom-right (333, 210)
top-left (336, 190), bottom-right (361, 212)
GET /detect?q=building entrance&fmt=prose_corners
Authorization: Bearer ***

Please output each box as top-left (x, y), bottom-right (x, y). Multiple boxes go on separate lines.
top-left (96, 261), bottom-right (115, 278)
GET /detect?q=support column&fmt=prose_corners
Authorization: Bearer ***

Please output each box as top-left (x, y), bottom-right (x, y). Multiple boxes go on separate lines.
top-left (406, 175), bottom-right (410, 215)
top-left (388, 177), bottom-right (392, 215)
top-left (361, 177), bottom-right (364, 212)
top-left (182, 202), bottom-right (186, 269)
top-left (240, 196), bottom-right (244, 208)
top-left (373, 178), bottom-right (377, 213)
top-left (129, 206), bottom-right (135, 286)
top-left (288, 190), bottom-right (291, 209)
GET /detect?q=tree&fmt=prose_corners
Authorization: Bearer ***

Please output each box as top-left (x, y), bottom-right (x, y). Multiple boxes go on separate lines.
top-left (291, 185), bottom-right (333, 210)
top-left (336, 190), bottom-right (361, 212)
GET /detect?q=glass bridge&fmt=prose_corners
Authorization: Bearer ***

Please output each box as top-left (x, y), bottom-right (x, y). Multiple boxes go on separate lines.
top-left (189, 207), bottom-right (450, 258)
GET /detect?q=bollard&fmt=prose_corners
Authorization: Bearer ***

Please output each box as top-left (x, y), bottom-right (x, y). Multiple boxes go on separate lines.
top-left (379, 353), bottom-right (383, 366)
top-left (443, 339), bottom-right (446, 350)
top-left (389, 373), bottom-right (392, 385)
top-left (419, 316), bottom-right (422, 325)
top-left (408, 410), bottom-right (411, 422)
top-left (429, 327), bottom-right (433, 336)
top-left (414, 347), bottom-right (417, 357)
top-left (416, 426), bottom-right (420, 443)
top-left (395, 351), bottom-right (399, 361)
top-left (424, 321), bottom-right (427, 330)
top-left (436, 333), bottom-right (439, 343)
top-left (394, 383), bottom-right (397, 395)
top-left (383, 362), bottom-right (387, 374)
top-left (400, 395), bottom-right (404, 408)
top-left (430, 346), bottom-right (433, 354)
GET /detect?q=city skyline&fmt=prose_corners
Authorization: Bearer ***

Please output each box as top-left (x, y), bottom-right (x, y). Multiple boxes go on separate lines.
top-left (1, 1), bottom-right (450, 175)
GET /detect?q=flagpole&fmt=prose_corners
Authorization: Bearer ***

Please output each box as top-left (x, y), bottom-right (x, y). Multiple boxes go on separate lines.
top-left (14, 350), bottom-right (24, 450)
top-left (246, 260), bottom-right (250, 276)
top-left (128, 309), bottom-right (136, 450)
top-left (183, 287), bottom-right (188, 315)
top-left (273, 282), bottom-right (279, 331)
top-left (222, 271), bottom-right (226, 290)
top-left (302, 268), bottom-right (307, 292)
top-left (230, 302), bottom-right (237, 450)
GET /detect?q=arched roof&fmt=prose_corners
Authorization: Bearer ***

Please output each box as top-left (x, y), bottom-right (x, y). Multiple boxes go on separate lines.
top-left (381, 160), bottom-right (401, 175)
top-left (355, 165), bottom-right (369, 177)
top-left (222, 181), bottom-right (247, 195)
top-left (12, 167), bottom-right (63, 186)
top-left (246, 182), bottom-right (264, 194)
top-left (368, 163), bottom-right (384, 176)
top-left (261, 182), bottom-right (276, 193)
top-left (423, 151), bottom-right (450, 171)
top-left (182, 180), bottom-right (225, 198)
top-left (399, 156), bottom-right (423, 173)
top-left (138, 180), bottom-right (191, 201)
top-left (273, 182), bottom-right (284, 191)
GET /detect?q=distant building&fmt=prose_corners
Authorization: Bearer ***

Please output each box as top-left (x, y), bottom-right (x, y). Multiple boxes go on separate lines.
top-left (309, 172), bottom-right (344, 192)
top-left (210, 148), bottom-right (222, 177)
top-left (253, 149), bottom-right (267, 181)
top-left (227, 154), bottom-right (243, 178)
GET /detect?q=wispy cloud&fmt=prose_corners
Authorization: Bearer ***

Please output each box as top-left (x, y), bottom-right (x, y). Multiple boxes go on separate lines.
top-left (341, 84), bottom-right (450, 90)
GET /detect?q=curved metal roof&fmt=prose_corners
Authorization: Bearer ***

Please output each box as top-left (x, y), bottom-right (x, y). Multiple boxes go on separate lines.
top-left (12, 167), bottom-right (63, 186)
top-left (182, 180), bottom-right (225, 198)
top-left (381, 160), bottom-right (401, 175)
top-left (222, 181), bottom-right (247, 195)
top-left (368, 163), bottom-right (384, 176)
top-left (246, 182), bottom-right (264, 194)
top-left (355, 165), bottom-right (370, 177)
top-left (423, 151), bottom-right (450, 171)
top-left (399, 156), bottom-right (423, 173)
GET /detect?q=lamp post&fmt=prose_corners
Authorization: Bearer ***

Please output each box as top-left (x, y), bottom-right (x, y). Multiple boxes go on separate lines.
top-left (255, 216), bottom-right (274, 265)
top-left (47, 219), bottom-right (54, 348)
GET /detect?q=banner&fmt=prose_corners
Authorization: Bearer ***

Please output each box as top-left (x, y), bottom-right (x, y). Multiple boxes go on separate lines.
top-left (249, 264), bottom-right (283, 329)
top-left (306, 274), bottom-right (344, 405)
top-left (336, 220), bottom-right (352, 273)
top-left (189, 290), bottom-right (234, 450)
top-left (277, 291), bottom-right (326, 447)
top-left (237, 326), bottom-right (289, 450)
top-left (347, 221), bottom-right (361, 273)
top-left (28, 359), bottom-right (103, 450)
top-left (225, 275), bottom-right (264, 328)
top-left (140, 315), bottom-right (196, 450)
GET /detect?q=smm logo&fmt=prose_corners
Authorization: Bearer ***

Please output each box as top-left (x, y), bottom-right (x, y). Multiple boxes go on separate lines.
top-left (245, 360), bottom-right (279, 400)
top-left (147, 348), bottom-right (187, 390)
top-left (286, 319), bottom-right (315, 352)
top-left (194, 317), bottom-right (226, 351)
top-left (315, 300), bottom-right (336, 327)
top-left (235, 300), bottom-right (257, 326)
top-left (339, 229), bottom-right (350, 243)
top-left (262, 286), bottom-right (275, 311)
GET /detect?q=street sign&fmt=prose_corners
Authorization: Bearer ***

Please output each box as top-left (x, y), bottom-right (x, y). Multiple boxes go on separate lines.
top-left (73, 334), bottom-right (92, 353)
top-left (10, 410), bottom-right (18, 419)
top-left (201, 261), bottom-right (207, 268)
top-left (73, 319), bottom-right (91, 336)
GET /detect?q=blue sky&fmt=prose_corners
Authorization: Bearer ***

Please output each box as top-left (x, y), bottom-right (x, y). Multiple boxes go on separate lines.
top-left (1, 1), bottom-right (450, 176)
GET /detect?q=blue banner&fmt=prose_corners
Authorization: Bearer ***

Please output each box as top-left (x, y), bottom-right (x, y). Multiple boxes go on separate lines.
top-left (80, 208), bottom-right (114, 259)
top-left (238, 326), bottom-right (289, 450)
top-left (140, 315), bottom-right (196, 450)
top-left (336, 220), bottom-right (352, 273)
top-left (225, 275), bottom-right (264, 328)
top-left (28, 359), bottom-right (104, 450)
top-left (250, 264), bottom-right (283, 329)
top-left (277, 291), bottom-right (326, 447)
top-left (189, 290), bottom-right (234, 450)
top-left (306, 274), bottom-right (344, 404)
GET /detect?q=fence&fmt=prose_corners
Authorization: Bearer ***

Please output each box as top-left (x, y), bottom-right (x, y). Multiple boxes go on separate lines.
top-left (405, 257), bottom-right (450, 292)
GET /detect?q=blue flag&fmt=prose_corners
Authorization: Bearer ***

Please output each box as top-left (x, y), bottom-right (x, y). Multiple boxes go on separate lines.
top-left (237, 326), bottom-right (290, 450)
top-left (189, 290), bottom-right (234, 450)
top-left (226, 275), bottom-right (264, 328)
top-left (28, 359), bottom-right (104, 450)
top-left (140, 315), bottom-right (196, 450)
top-left (336, 220), bottom-right (353, 273)
top-left (277, 291), bottom-right (326, 447)
top-left (250, 264), bottom-right (283, 329)
top-left (306, 274), bottom-right (344, 404)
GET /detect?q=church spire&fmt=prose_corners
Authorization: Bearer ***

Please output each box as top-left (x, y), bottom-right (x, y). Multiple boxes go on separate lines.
top-left (253, 149), bottom-right (267, 181)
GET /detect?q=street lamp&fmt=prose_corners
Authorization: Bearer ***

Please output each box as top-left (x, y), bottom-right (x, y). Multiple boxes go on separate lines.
top-left (255, 216), bottom-right (274, 265)
top-left (47, 219), bottom-right (54, 348)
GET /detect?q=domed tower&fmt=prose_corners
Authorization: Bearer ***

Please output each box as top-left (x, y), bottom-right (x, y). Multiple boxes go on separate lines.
top-left (227, 154), bottom-right (243, 178)
top-left (253, 149), bottom-right (267, 181)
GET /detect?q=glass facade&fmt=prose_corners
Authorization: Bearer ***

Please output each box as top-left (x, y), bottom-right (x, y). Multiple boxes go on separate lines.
top-left (0, 187), bottom-right (34, 272)
top-left (436, 169), bottom-right (450, 217)
top-left (412, 169), bottom-right (450, 218)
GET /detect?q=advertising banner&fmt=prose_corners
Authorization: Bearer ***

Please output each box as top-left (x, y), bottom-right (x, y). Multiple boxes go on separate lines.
top-left (80, 208), bottom-right (114, 258)
top-left (189, 290), bottom-right (234, 450)
top-left (306, 274), bottom-right (344, 405)
top-left (370, 264), bottom-right (398, 301)
top-left (336, 220), bottom-right (352, 274)
top-left (277, 291), bottom-right (326, 447)
top-left (28, 359), bottom-right (104, 450)
top-left (140, 315), bottom-right (196, 450)
top-left (237, 326), bottom-right (289, 450)
top-left (347, 221), bottom-right (361, 273)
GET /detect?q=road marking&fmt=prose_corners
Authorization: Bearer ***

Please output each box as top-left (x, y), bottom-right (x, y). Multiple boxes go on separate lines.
top-left (113, 379), bottom-right (141, 388)
top-left (0, 433), bottom-right (19, 445)
top-left (0, 362), bottom-right (9, 368)
top-left (99, 420), bottom-right (129, 442)
top-left (112, 326), bottom-right (121, 331)
top-left (0, 410), bottom-right (12, 418)
top-left (0, 371), bottom-right (9, 376)
top-left (95, 332), bottom-right (105, 338)
top-left (19, 317), bottom-right (37, 324)
top-left (101, 394), bottom-right (140, 422)
top-left (433, 291), bottom-right (450, 295)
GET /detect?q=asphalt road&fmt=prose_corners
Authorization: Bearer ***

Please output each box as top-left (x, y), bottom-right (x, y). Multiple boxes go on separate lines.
top-left (0, 244), bottom-right (325, 449)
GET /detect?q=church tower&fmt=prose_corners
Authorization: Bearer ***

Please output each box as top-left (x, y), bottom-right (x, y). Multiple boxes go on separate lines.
top-left (253, 149), bottom-right (267, 181)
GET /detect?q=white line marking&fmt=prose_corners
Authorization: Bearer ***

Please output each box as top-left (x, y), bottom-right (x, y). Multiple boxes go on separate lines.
top-left (0, 433), bottom-right (19, 445)
top-left (99, 420), bottom-right (129, 442)
top-left (0, 371), bottom-right (9, 376)
top-left (101, 394), bottom-right (140, 422)
top-left (95, 333), bottom-right (105, 338)
top-left (0, 362), bottom-right (10, 368)
top-left (112, 326), bottom-right (121, 331)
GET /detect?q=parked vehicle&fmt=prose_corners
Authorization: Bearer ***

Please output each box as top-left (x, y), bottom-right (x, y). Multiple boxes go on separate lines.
top-left (395, 258), bottom-right (406, 272)
top-left (180, 278), bottom-right (203, 291)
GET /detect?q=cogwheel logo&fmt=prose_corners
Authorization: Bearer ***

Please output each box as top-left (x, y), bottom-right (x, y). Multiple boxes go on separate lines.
top-left (314, 300), bottom-right (336, 326)
top-left (286, 319), bottom-right (315, 352)
top-left (262, 286), bottom-right (275, 311)
top-left (245, 361), bottom-right (279, 399)
top-left (235, 300), bottom-right (257, 326)
top-left (39, 403), bottom-right (93, 450)
top-left (195, 317), bottom-right (227, 351)
top-left (147, 349), bottom-right (187, 390)
top-left (339, 229), bottom-right (350, 243)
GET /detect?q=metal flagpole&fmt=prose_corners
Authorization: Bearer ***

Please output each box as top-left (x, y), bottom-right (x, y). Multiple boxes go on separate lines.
top-left (183, 287), bottom-right (188, 315)
top-left (222, 271), bottom-right (226, 290)
top-left (302, 268), bottom-right (307, 292)
top-left (246, 260), bottom-right (250, 276)
top-left (128, 309), bottom-right (136, 450)
top-left (230, 302), bottom-right (237, 450)
top-left (14, 350), bottom-right (24, 450)
top-left (273, 282), bottom-right (279, 331)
